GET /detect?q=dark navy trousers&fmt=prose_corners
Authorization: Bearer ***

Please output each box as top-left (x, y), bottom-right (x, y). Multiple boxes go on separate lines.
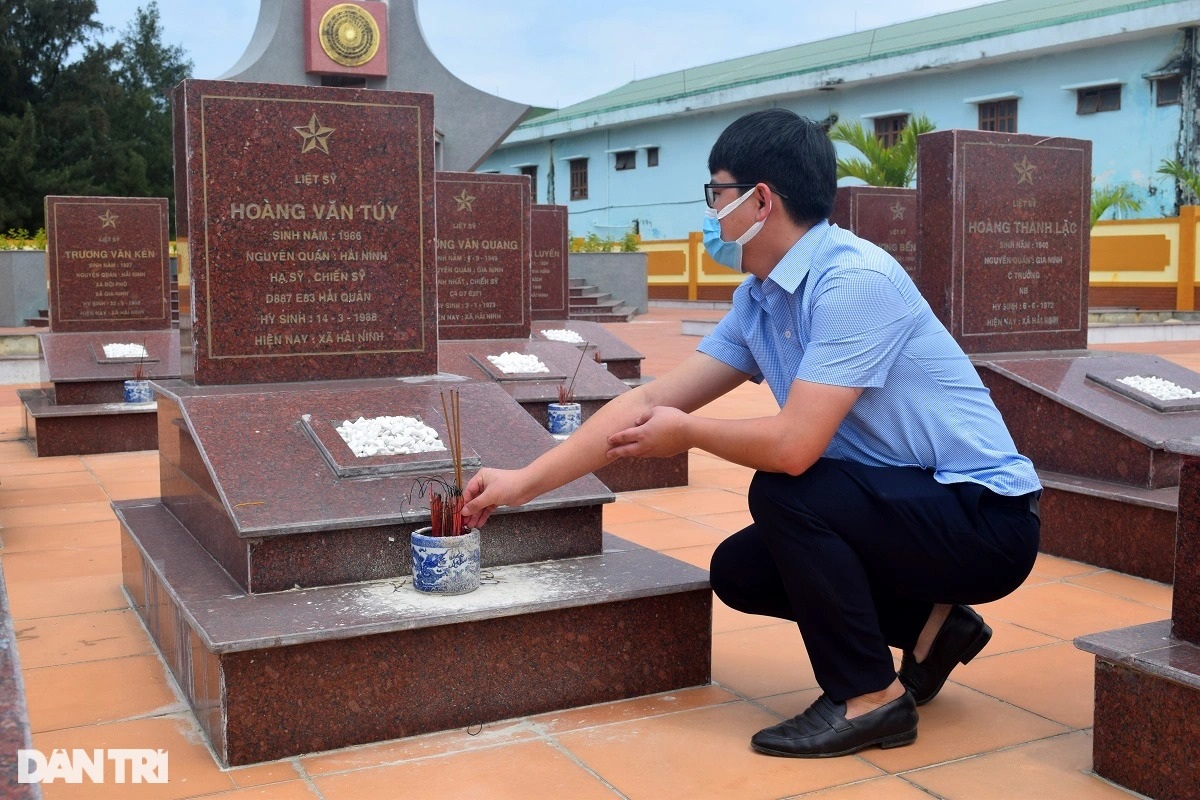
top-left (709, 458), bottom-right (1040, 702)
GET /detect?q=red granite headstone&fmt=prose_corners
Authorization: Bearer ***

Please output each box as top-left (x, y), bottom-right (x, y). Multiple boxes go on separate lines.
top-left (172, 79), bottom-right (436, 385)
top-left (530, 205), bottom-right (569, 320)
top-left (435, 172), bottom-right (531, 340)
top-left (917, 130), bottom-right (1091, 354)
top-left (830, 187), bottom-right (918, 277)
top-left (44, 196), bottom-right (171, 333)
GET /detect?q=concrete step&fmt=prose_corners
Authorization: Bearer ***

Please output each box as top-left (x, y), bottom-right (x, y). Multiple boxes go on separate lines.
top-left (570, 291), bottom-right (613, 306)
top-left (570, 303), bottom-right (637, 323)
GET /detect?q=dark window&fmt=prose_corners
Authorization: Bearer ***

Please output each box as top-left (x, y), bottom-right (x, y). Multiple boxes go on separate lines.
top-left (873, 115), bottom-right (908, 148)
top-left (979, 99), bottom-right (1018, 133)
top-left (614, 150), bottom-right (636, 171)
top-left (1157, 75), bottom-right (1182, 106)
top-left (1077, 85), bottom-right (1121, 114)
top-left (646, 147), bottom-right (660, 167)
top-left (569, 158), bottom-right (588, 201)
top-left (519, 165), bottom-right (537, 200)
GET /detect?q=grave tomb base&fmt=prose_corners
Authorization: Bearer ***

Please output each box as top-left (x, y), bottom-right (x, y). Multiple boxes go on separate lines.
top-left (153, 378), bottom-right (612, 593)
top-left (1076, 622), bottom-right (1200, 800)
top-left (974, 350), bottom-right (1199, 581)
top-left (1076, 450), bottom-right (1200, 800)
top-left (19, 329), bottom-right (180, 456)
top-left (19, 388), bottom-right (158, 457)
top-left (532, 319), bottom-right (646, 383)
top-left (121, 504), bottom-right (710, 766)
top-left (439, 339), bottom-right (686, 492)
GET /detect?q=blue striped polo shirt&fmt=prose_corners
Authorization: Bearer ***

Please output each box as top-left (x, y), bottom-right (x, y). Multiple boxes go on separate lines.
top-left (697, 220), bottom-right (1041, 496)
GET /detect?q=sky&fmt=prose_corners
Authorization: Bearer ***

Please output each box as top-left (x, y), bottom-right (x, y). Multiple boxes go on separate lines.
top-left (91, 0), bottom-right (1002, 109)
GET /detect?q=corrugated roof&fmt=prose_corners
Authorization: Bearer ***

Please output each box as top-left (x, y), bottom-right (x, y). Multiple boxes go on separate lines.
top-left (518, 0), bottom-right (1183, 128)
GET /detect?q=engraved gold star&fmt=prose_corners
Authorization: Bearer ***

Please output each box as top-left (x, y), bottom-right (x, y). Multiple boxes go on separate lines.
top-left (453, 189), bottom-right (476, 212)
top-left (1014, 155), bottom-right (1037, 186)
top-left (98, 210), bottom-right (118, 228)
top-left (294, 113), bottom-right (335, 154)
top-left (890, 201), bottom-right (906, 220)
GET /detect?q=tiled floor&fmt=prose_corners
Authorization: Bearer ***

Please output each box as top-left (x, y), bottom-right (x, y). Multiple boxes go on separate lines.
top-left (0, 310), bottom-right (1190, 799)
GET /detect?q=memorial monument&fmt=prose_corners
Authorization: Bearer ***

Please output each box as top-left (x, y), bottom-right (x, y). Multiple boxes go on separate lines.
top-left (116, 79), bottom-right (709, 766)
top-left (918, 130), bottom-right (1193, 583)
top-left (526, 205), bottom-right (649, 383)
top-left (531, 204), bottom-right (569, 321)
top-left (912, 127), bottom-right (1200, 800)
top-left (431, 173), bottom-right (685, 490)
top-left (20, 196), bottom-right (181, 456)
top-left (221, 0), bottom-right (527, 171)
top-left (830, 186), bottom-right (918, 277)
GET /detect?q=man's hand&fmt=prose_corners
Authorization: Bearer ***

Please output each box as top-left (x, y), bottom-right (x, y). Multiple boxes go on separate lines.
top-left (460, 467), bottom-right (532, 529)
top-left (606, 406), bottom-right (690, 460)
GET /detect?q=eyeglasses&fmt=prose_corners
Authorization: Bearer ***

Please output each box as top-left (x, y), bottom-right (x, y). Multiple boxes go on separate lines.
top-left (703, 182), bottom-right (788, 209)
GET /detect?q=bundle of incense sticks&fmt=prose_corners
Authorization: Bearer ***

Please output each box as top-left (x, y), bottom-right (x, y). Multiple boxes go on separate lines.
top-left (430, 388), bottom-right (467, 537)
top-left (557, 341), bottom-right (590, 405)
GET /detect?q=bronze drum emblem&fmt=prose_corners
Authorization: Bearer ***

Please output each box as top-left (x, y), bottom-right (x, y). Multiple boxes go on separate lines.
top-left (318, 4), bottom-right (380, 67)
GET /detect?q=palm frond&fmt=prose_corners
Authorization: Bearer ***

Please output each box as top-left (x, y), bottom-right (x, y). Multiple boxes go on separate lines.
top-left (1091, 183), bottom-right (1142, 226)
top-left (1157, 159), bottom-right (1200, 204)
top-left (829, 114), bottom-right (937, 188)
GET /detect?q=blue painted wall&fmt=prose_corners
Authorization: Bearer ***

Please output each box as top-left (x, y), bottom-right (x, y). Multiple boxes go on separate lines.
top-left (480, 30), bottom-right (1183, 240)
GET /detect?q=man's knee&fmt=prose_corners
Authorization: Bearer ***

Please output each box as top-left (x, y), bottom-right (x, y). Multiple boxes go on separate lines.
top-left (708, 535), bottom-right (740, 605)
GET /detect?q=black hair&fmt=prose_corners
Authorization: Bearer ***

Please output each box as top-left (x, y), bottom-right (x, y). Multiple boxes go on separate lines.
top-left (707, 108), bottom-right (836, 227)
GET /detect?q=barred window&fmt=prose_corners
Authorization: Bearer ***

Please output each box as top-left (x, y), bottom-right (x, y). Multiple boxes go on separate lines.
top-left (874, 115), bottom-right (908, 148)
top-left (569, 158), bottom-right (588, 201)
top-left (1156, 76), bottom-right (1181, 106)
top-left (979, 99), bottom-right (1018, 133)
top-left (519, 165), bottom-right (537, 200)
top-left (1077, 85), bottom-right (1121, 114)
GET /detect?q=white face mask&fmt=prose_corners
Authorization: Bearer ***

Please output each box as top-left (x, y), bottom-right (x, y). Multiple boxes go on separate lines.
top-left (703, 187), bottom-right (770, 272)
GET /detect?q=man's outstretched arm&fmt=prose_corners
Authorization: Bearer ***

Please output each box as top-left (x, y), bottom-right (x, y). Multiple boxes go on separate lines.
top-left (461, 352), bottom-right (749, 526)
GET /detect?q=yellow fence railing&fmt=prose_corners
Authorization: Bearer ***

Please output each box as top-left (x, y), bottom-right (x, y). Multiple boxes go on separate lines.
top-left (645, 208), bottom-right (1200, 310)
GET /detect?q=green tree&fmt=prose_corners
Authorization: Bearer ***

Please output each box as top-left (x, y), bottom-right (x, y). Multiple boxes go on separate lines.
top-left (1091, 183), bottom-right (1142, 226)
top-left (1158, 159), bottom-right (1200, 208)
top-left (828, 114), bottom-right (937, 188)
top-left (0, 1), bottom-right (191, 232)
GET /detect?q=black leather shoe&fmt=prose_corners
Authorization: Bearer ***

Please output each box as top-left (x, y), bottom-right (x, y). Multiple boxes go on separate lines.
top-left (750, 692), bottom-right (918, 758)
top-left (899, 604), bottom-right (992, 706)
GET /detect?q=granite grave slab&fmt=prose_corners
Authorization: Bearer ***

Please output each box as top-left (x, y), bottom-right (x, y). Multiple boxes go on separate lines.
top-left (19, 329), bottom-right (180, 456)
top-left (531, 204), bottom-right (569, 320)
top-left (439, 339), bottom-right (686, 491)
top-left (830, 186), bottom-right (918, 277)
top-left (975, 350), bottom-right (1199, 582)
top-left (125, 79), bottom-right (710, 766)
top-left (153, 378), bottom-right (611, 593)
top-left (1076, 440), bottom-right (1200, 800)
top-left (121, 507), bottom-right (711, 766)
top-left (44, 195), bottom-right (172, 332)
top-left (918, 130), bottom-right (1090, 354)
top-left (24, 197), bottom-right (178, 455)
top-left (435, 171), bottom-right (531, 340)
top-left (172, 79), bottom-right (438, 385)
top-left (532, 319), bottom-right (646, 382)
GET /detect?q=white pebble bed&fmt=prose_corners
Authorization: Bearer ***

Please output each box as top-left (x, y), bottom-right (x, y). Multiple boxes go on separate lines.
top-left (335, 415), bottom-right (446, 457)
top-left (486, 352), bottom-right (549, 374)
top-left (540, 328), bottom-right (584, 344)
top-left (1117, 375), bottom-right (1200, 401)
top-left (103, 343), bottom-right (149, 359)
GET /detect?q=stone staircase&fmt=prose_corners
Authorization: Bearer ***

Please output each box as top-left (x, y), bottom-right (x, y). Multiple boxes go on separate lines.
top-left (569, 278), bottom-right (637, 322)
